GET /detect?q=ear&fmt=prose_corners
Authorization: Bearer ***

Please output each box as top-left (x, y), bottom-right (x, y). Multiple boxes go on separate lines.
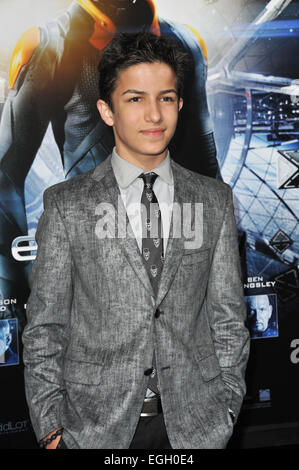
top-left (178, 97), bottom-right (183, 112)
top-left (97, 99), bottom-right (114, 127)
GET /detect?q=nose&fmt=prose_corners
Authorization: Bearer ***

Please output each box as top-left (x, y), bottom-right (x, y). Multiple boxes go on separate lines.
top-left (144, 99), bottom-right (162, 123)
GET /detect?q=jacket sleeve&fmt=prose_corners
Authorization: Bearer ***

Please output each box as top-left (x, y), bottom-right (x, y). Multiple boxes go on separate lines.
top-left (22, 187), bottom-right (73, 441)
top-left (206, 185), bottom-right (250, 419)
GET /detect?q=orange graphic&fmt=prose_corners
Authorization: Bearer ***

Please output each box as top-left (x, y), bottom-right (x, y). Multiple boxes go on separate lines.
top-left (9, 27), bottom-right (40, 90)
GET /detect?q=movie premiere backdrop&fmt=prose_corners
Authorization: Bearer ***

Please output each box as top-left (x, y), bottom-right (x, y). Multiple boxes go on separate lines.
top-left (0, 0), bottom-right (298, 449)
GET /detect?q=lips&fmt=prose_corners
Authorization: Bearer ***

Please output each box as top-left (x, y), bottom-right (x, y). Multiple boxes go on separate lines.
top-left (140, 129), bottom-right (165, 136)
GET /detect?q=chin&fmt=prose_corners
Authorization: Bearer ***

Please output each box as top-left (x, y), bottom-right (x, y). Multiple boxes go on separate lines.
top-left (256, 327), bottom-right (265, 333)
top-left (143, 144), bottom-right (169, 157)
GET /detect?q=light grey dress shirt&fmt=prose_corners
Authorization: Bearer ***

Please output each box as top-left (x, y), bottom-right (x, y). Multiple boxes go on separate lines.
top-left (111, 147), bottom-right (174, 398)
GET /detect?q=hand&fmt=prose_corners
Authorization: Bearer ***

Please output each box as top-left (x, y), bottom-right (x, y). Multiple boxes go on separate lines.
top-left (42, 428), bottom-right (63, 449)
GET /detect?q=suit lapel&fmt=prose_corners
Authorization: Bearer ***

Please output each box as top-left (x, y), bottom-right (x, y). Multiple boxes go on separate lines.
top-left (89, 154), bottom-right (196, 304)
top-left (89, 155), bottom-right (154, 295)
top-left (155, 159), bottom-right (194, 306)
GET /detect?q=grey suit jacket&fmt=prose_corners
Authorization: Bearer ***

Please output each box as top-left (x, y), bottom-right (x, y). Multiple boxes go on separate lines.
top-left (22, 155), bottom-right (250, 449)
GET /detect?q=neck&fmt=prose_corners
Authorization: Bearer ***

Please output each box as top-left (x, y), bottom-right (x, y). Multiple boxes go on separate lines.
top-left (115, 147), bottom-right (168, 171)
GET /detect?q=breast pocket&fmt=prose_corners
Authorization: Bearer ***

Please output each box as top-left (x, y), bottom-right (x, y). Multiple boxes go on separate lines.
top-left (181, 248), bottom-right (210, 266)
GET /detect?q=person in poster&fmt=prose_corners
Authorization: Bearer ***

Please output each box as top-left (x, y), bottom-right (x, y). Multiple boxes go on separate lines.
top-left (246, 294), bottom-right (279, 339)
top-left (0, 0), bottom-right (219, 327)
top-left (0, 319), bottom-right (18, 367)
top-left (22, 31), bottom-right (249, 450)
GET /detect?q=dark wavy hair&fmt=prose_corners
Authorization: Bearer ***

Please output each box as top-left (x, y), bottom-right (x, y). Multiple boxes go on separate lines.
top-left (98, 31), bottom-right (190, 110)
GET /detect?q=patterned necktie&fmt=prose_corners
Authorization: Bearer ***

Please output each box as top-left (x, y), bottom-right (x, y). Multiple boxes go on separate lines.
top-left (138, 172), bottom-right (165, 395)
top-left (139, 172), bottom-right (165, 294)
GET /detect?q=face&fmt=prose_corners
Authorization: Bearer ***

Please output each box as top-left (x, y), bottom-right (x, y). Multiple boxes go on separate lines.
top-left (0, 323), bottom-right (11, 355)
top-left (97, 61), bottom-right (183, 167)
top-left (249, 296), bottom-right (273, 333)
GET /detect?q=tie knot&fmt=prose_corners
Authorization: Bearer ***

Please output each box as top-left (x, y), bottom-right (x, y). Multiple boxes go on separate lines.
top-left (138, 172), bottom-right (158, 189)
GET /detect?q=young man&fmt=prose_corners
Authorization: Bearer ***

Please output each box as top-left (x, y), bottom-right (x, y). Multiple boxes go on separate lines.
top-left (22, 32), bottom-right (250, 449)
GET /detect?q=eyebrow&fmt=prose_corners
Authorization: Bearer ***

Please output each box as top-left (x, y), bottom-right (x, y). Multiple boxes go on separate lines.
top-left (122, 89), bottom-right (178, 96)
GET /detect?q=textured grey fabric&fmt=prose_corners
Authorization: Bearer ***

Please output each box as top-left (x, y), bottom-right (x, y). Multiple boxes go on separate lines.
top-left (22, 154), bottom-right (250, 449)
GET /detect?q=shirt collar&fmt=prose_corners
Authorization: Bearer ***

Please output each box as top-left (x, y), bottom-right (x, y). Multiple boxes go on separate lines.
top-left (111, 147), bottom-right (174, 189)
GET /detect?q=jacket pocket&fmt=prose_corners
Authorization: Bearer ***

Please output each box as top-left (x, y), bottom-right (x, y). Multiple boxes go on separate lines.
top-left (181, 248), bottom-right (210, 265)
top-left (63, 357), bottom-right (103, 385)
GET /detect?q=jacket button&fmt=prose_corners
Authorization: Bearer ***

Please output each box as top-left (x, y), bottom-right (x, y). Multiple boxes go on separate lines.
top-left (144, 368), bottom-right (154, 376)
top-left (155, 309), bottom-right (163, 318)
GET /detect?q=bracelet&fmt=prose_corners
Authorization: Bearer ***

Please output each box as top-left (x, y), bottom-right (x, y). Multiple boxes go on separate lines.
top-left (39, 428), bottom-right (64, 449)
